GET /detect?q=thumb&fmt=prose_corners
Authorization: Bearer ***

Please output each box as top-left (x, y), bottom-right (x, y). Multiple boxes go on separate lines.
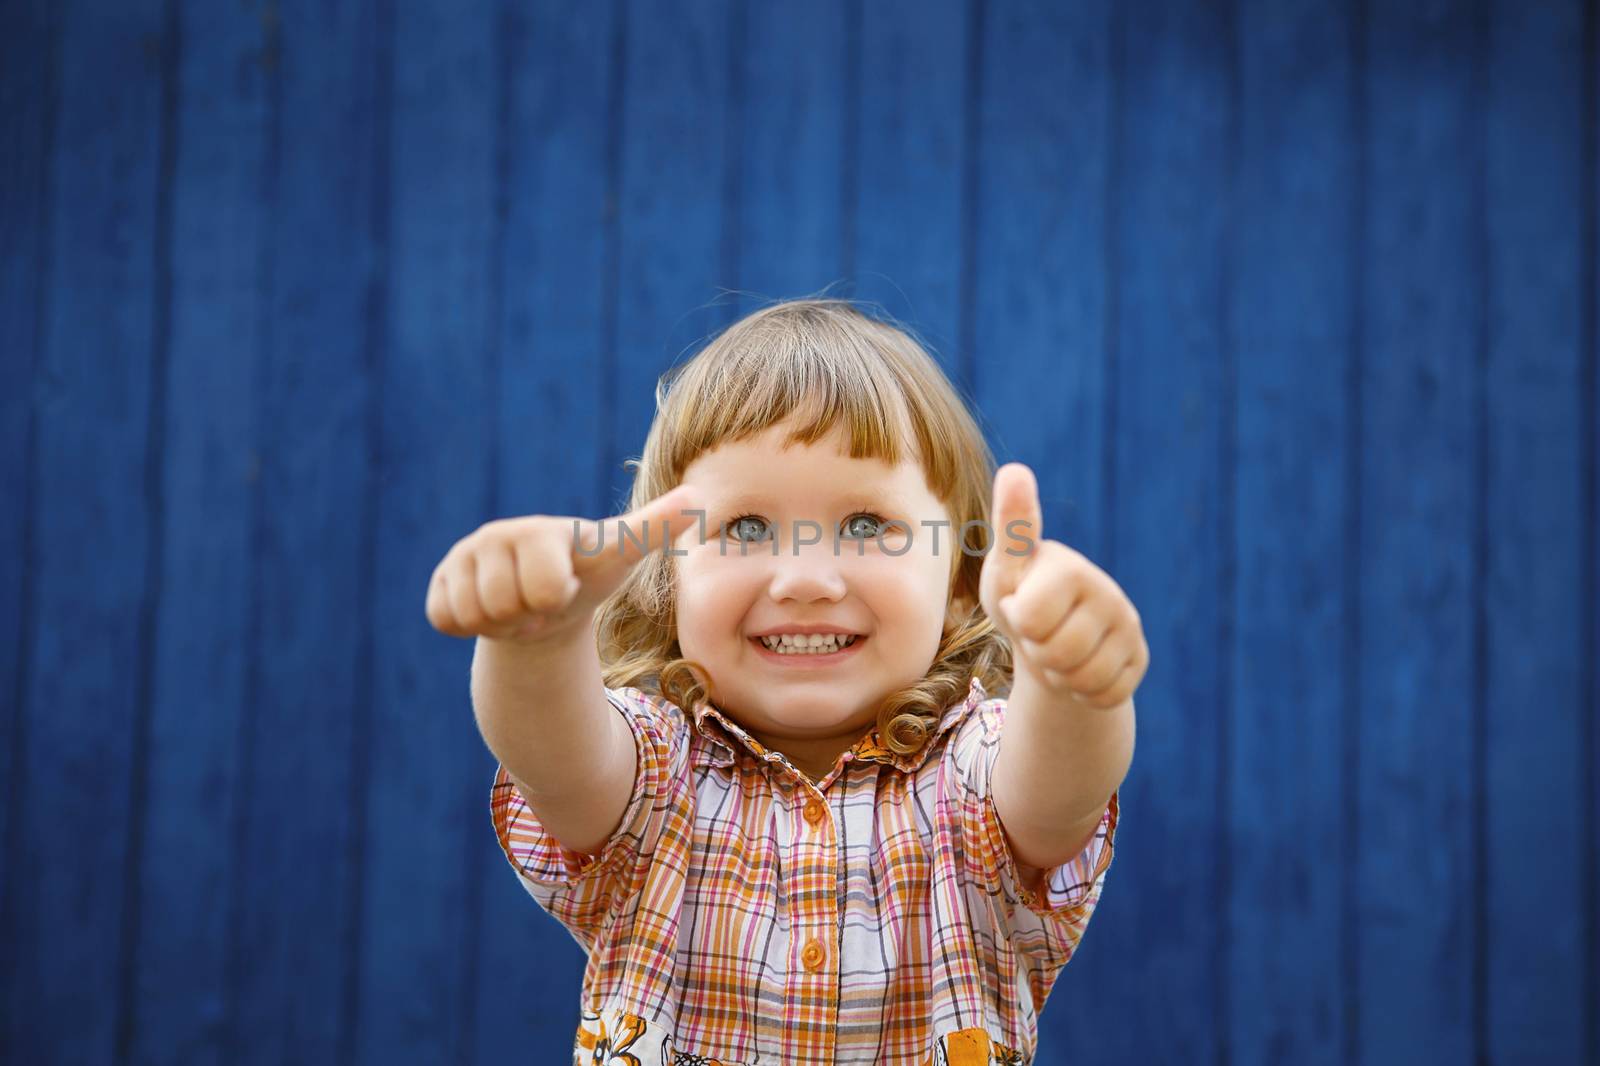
top-left (981, 462), bottom-right (1042, 618)
top-left (572, 484), bottom-right (702, 579)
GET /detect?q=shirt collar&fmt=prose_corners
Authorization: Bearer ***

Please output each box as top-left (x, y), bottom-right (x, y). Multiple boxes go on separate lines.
top-left (687, 676), bottom-right (989, 777)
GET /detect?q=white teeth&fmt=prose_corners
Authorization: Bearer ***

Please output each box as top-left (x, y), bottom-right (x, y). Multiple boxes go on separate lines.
top-left (758, 633), bottom-right (858, 654)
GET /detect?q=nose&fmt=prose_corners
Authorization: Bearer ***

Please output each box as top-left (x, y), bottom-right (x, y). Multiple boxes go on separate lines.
top-left (764, 536), bottom-right (848, 603)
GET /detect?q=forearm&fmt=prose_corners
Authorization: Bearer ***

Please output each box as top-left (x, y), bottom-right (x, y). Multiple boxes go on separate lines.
top-left (992, 666), bottom-right (1135, 867)
top-left (471, 623), bottom-right (635, 854)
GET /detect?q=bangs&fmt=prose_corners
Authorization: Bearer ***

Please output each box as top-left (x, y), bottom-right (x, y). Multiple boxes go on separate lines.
top-left (651, 301), bottom-right (972, 504)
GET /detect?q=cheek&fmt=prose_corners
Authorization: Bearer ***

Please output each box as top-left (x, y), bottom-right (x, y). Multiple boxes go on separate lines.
top-left (674, 560), bottom-right (751, 649)
top-left (853, 554), bottom-right (951, 628)
top-left (671, 567), bottom-right (708, 650)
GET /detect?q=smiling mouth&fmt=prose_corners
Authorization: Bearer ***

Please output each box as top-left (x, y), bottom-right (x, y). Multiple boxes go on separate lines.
top-left (749, 634), bottom-right (865, 659)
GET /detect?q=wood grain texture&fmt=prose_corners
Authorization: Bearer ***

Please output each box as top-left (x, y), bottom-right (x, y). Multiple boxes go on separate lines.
top-left (1482, 1), bottom-right (1589, 1061)
top-left (1358, 2), bottom-right (1480, 1061)
top-left (357, 1), bottom-right (498, 1061)
top-left (853, 0), bottom-right (971, 385)
top-left (1091, 1), bottom-right (1234, 1061)
top-left (127, 3), bottom-right (271, 1061)
top-left (216, 1), bottom-right (390, 1063)
top-left (733, 0), bottom-right (852, 315)
top-left (1229, 2), bottom-right (1354, 1063)
top-left (608, 0), bottom-right (735, 512)
top-left (0, 5), bottom-right (55, 1042)
top-left (3, 1), bottom-right (171, 1061)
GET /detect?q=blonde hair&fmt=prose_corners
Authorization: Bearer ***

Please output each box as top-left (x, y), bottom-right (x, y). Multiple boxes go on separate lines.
top-left (596, 297), bottom-right (1013, 755)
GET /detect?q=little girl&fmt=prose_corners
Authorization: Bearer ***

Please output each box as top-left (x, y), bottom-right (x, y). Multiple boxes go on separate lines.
top-left (426, 299), bottom-right (1146, 1064)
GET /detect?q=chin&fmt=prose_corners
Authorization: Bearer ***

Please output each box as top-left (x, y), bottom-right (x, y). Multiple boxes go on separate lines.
top-left (757, 695), bottom-right (875, 734)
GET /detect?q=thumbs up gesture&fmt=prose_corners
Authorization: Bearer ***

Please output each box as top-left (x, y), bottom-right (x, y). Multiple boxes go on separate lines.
top-left (425, 485), bottom-right (701, 647)
top-left (978, 463), bottom-right (1149, 710)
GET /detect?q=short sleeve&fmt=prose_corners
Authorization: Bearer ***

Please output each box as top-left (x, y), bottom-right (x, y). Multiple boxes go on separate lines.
top-left (943, 697), bottom-right (1120, 967)
top-left (489, 686), bottom-right (690, 950)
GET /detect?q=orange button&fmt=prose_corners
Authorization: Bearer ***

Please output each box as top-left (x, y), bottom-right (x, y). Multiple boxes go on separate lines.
top-left (803, 799), bottom-right (826, 826)
top-left (800, 938), bottom-right (826, 972)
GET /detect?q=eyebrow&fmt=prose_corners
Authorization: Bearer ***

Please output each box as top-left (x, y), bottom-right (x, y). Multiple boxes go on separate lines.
top-left (712, 490), bottom-right (911, 515)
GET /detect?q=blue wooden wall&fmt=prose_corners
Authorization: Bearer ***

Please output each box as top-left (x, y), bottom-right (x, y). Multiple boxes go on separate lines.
top-left (2, 1), bottom-right (1595, 1063)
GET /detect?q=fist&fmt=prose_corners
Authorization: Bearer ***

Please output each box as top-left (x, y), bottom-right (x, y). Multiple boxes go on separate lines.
top-left (425, 485), bottom-right (700, 646)
top-left (978, 463), bottom-right (1148, 710)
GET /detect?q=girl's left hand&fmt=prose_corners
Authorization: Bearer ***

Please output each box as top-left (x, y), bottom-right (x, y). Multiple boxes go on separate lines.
top-left (978, 462), bottom-right (1150, 710)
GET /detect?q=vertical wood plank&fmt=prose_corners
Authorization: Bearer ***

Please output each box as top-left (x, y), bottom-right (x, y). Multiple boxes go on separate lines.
top-left (488, 0), bottom-right (617, 522)
top-left (1358, 2), bottom-right (1480, 1061)
top-left (469, 0), bottom-right (618, 1055)
top-left (125, 2), bottom-right (272, 1061)
top-left (609, 0), bottom-right (733, 511)
top-left (853, 0), bottom-right (971, 382)
top-left (224, 1), bottom-right (387, 1062)
top-left (733, 0), bottom-right (851, 314)
top-left (0, 1), bottom-right (57, 1011)
top-left (1482, 1), bottom-right (1590, 1060)
top-left (1, 0), bottom-right (171, 1060)
top-left (970, 1), bottom-right (1112, 568)
top-left (1229, 2), bottom-right (1354, 1064)
top-left (1095, 1), bottom-right (1234, 1061)
top-left (1590, 3), bottom-right (1600, 1053)
top-left (358, 0), bottom-right (498, 1061)
top-left (1590, 8), bottom-right (1600, 1061)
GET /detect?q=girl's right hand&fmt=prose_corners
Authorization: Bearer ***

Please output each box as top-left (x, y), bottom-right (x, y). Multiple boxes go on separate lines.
top-left (424, 485), bottom-right (700, 646)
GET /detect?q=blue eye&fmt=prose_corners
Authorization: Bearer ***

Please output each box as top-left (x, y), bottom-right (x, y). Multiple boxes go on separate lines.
top-left (841, 513), bottom-right (887, 539)
top-left (725, 514), bottom-right (773, 542)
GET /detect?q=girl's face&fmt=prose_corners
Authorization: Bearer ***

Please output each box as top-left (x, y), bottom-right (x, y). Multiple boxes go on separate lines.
top-left (672, 418), bottom-right (964, 774)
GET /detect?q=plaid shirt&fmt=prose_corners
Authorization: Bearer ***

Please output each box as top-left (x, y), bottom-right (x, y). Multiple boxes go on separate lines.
top-left (490, 676), bottom-right (1119, 1065)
